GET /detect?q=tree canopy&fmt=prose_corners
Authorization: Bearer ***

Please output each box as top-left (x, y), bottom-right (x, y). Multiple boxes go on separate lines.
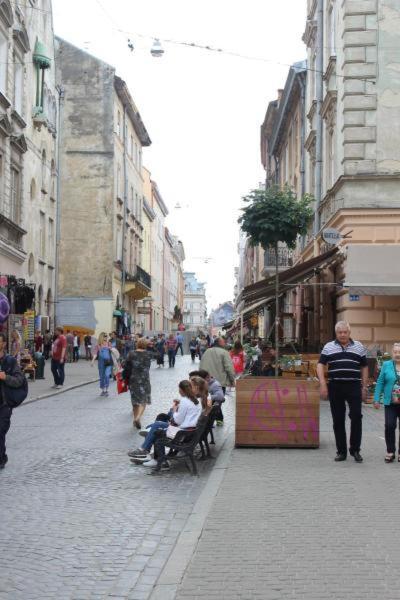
top-left (238, 185), bottom-right (314, 250)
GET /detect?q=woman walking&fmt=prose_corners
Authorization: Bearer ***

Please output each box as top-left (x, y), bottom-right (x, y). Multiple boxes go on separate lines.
top-left (124, 338), bottom-right (152, 429)
top-left (230, 340), bottom-right (246, 376)
top-left (92, 332), bottom-right (113, 397)
top-left (166, 334), bottom-right (177, 368)
top-left (374, 343), bottom-right (400, 462)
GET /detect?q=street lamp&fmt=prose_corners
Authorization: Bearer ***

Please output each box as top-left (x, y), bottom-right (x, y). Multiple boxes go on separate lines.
top-left (151, 39), bottom-right (164, 57)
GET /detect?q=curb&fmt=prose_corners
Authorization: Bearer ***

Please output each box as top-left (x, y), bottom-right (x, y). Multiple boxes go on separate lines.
top-left (24, 377), bottom-right (99, 406)
top-left (149, 429), bottom-right (234, 600)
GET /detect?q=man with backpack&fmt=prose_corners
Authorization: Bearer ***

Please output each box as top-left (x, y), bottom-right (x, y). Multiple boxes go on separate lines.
top-left (0, 332), bottom-right (28, 470)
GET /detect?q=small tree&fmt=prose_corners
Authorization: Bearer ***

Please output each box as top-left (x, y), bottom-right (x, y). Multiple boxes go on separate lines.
top-left (238, 185), bottom-right (314, 375)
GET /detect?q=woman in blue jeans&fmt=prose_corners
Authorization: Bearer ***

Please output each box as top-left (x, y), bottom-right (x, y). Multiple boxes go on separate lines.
top-left (91, 332), bottom-right (113, 397)
top-left (374, 343), bottom-right (400, 462)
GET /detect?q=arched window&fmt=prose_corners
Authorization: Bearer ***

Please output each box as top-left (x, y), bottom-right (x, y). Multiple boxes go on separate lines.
top-left (41, 149), bottom-right (47, 192)
top-left (28, 253), bottom-right (34, 276)
top-left (38, 284), bottom-right (43, 315)
top-left (46, 288), bottom-right (52, 317)
top-left (30, 178), bottom-right (36, 201)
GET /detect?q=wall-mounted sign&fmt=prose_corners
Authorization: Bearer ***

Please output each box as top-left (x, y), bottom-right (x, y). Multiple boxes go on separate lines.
top-left (322, 228), bottom-right (342, 245)
top-left (349, 294), bottom-right (360, 302)
top-left (137, 307), bottom-right (152, 315)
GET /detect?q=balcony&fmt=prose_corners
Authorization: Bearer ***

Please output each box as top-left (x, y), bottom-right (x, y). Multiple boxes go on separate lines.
top-left (262, 248), bottom-right (293, 277)
top-left (319, 193), bottom-right (345, 229)
top-left (124, 265), bottom-right (151, 300)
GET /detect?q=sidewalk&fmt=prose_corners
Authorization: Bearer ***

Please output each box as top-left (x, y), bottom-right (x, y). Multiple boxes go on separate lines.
top-left (26, 359), bottom-right (98, 403)
top-left (155, 403), bottom-right (399, 600)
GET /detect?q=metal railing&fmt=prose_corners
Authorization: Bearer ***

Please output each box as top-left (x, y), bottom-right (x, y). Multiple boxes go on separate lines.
top-left (264, 248), bottom-right (294, 269)
top-left (125, 265), bottom-right (151, 290)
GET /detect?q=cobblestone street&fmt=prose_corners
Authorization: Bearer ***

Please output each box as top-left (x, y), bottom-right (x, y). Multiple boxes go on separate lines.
top-left (0, 355), bottom-right (231, 600)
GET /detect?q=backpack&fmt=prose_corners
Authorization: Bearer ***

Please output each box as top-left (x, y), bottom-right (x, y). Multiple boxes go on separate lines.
top-left (2, 356), bottom-right (29, 408)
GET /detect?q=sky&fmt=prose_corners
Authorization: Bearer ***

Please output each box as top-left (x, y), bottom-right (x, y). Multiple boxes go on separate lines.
top-left (52, 0), bottom-right (306, 311)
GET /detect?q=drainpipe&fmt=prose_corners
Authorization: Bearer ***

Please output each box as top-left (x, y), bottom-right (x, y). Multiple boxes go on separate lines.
top-left (313, 0), bottom-right (324, 240)
top-left (121, 106), bottom-right (128, 317)
top-left (54, 84), bottom-right (64, 328)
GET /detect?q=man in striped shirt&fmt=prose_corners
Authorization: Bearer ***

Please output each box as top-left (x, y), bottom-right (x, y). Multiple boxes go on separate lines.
top-left (317, 321), bottom-right (368, 463)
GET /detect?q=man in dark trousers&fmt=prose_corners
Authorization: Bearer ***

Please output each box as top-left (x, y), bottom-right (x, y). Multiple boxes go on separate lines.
top-left (0, 332), bottom-right (25, 469)
top-left (317, 321), bottom-right (368, 463)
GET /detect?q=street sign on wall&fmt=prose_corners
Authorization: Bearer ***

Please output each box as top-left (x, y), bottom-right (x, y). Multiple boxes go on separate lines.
top-left (349, 294), bottom-right (360, 302)
top-left (322, 228), bottom-right (342, 245)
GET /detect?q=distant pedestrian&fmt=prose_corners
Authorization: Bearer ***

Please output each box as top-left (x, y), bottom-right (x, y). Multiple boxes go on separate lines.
top-left (73, 332), bottom-right (80, 362)
top-left (200, 337), bottom-right (235, 425)
top-left (230, 341), bottom-right (246, 376)
top-left (91, 332), bottom-right (113, 397)
top-left (66, 331), bottom-right (74, 363)
top-left (189, 337), bottom-right (198, 362)
top-left (175, 332), bottom-right (184, 356)
top-left (0, 332), bottom-right (26, 470)
top-left (51, 327), bottom-right (67, 389)
top-left (166, 334), bottom-right (177, 368)
top-left (34, 330), bottom-right (43, 354)
top-left (317, 321), bottom-right (368, 463)
top-left (43, 330), bottom-right (52, 360)
top-left (124, 338), bottom-right (151, 429)
top-left (84, 334), bottom-right (92, 360)
top-left (198, 335), bottom-right (208, 358)
top-left (156, 334), bottom-right (166, 368)
top-left (374, 343), bottom-right (400, 463)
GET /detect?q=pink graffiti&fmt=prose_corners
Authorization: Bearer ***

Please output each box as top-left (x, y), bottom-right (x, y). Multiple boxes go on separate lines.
top-left (248, 380), bottom-right (318, 442)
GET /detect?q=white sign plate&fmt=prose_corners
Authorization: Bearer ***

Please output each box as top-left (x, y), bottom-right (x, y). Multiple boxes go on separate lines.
top-left (322, 228), bottom-right (342, 245)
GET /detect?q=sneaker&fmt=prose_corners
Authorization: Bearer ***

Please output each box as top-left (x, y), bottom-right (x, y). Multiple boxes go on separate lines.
top-left (139, 430), bottom-right (149, 438)
top-left (160, 460), bottom-right (171, 471)
top-left (149, 461), bottom-right (171, 474)
top-left (51, 385), bottom-right (58, 389)
top-left (56, 385), bottom-right (63, 390)
top-left (127, 448), bottom-right (148, 458)
top-left (216, 420), bottom-right (224, 427)
top-left (104, 390), bottom-right (109, 397)
top-left (130, 454), bottom-right (152, 464)
top-left (100, 390), bottom-right (105, 396)
top-left (142, 459), bottom-right (158, 467)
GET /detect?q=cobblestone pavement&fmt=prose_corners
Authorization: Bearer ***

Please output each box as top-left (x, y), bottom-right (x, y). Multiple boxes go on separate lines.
top-left (0, 354), bottom-right (231, 600)
top-left (176, 403), bottom-right (400, 600)
top-left (26, 359), bottom-right (98, 402)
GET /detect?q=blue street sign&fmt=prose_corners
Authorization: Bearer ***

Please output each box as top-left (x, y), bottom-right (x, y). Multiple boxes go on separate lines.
top-left (349, 294), bottom-right (360, 302)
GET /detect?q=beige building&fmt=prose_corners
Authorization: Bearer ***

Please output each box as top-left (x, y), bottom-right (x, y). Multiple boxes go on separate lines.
top-left (301, 0), bottom-right (400, 351)
top-left (55, 39), bottom-right (151, 336)
top-left (0, 0), bottom-right (58, 335)
top-left (183, 272), bottom-right (207, 332)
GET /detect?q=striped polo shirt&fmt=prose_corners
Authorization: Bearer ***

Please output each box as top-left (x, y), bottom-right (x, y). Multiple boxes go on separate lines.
top-left (319, 339), bottom-right (367, 382)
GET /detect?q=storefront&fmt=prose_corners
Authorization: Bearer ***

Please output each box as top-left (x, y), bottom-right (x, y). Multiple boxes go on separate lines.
top-left (0, 274), bottom-right (36, 352)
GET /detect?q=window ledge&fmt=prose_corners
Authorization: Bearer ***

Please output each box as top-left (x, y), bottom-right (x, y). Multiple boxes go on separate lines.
top-left (38, 258), bottom-right (46, 265)
top-left (116, 196), bottom-right (123, 205)
top-left (48, 263), bottom-right (55, 270)
top-left (41, 188), bottom-right (48, 195)
top-left (11, 110), bottom-right (27, 129)
top-left (49, 195), bottom-right (56, 202)
top-left (0, 91), bottom-right (11, 110)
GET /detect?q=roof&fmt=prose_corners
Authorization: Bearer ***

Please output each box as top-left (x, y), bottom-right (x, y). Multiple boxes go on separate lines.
top-left (114, 76), bottom-right (151, 147)
top-left (151, 180), bottom-right (169, 216)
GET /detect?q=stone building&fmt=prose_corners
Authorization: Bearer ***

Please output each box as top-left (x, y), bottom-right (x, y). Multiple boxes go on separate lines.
top-left (301, 0), bottom-right (400, 350)
top-left (0, 0), bottom-right (58, 334)
top-left (183, 272), bottom-right (207, 332)
top-left (55, 38), bottom-right (151, 336)
top-left (209, 301), bottom-right (234, 332)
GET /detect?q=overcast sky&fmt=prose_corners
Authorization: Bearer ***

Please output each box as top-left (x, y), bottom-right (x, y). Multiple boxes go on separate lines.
top-left (52, 0), bottom-right (306, 311)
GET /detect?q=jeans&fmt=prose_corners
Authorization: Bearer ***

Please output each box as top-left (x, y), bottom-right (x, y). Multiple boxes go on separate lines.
top-left (98, 361), bottom-right (112, 390)
top-left (190, 350), bottom-right (196, 362)
top-left (142, 420), bottom-right (169, 451)
top-left (0, 404), bottom-right (12, 465)
top-left (384, 404), bottom-right (400, 454)
top-left (51, 359), bottom-right (65, 386)
top-left (175, 343), bottom-right (184, 356)
top-left (73, 347), bottom-right (79, 362)
top-left (329, 382), bottom-right (362, 455)
top-left (168, 349), bottom-right (176, 367)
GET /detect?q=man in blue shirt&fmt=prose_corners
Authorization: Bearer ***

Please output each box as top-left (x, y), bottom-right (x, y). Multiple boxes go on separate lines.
top-left (317, 321), bottom-right (368, 463)
top-left (175, 332), bottom-right (184, 357)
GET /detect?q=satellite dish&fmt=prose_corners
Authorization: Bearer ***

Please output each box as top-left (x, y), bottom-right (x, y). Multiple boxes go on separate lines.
top-left (322, 228), bottom-right (342, 245)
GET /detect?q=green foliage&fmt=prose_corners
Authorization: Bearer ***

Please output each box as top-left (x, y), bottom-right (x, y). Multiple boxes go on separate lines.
top-left (238, 185), bottom-right (314, 250)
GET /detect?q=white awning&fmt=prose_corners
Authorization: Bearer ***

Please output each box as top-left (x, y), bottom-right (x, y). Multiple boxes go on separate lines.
top-left (344, 245), bottom-right (400, 296)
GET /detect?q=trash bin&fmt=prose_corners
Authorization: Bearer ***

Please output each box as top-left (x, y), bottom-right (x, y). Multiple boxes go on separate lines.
top-left (34, 352), bottom-right (45, 380)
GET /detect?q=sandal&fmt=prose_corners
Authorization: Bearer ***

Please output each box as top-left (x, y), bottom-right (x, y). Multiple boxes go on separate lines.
top-left (385, 453), bottom-right (395, 463)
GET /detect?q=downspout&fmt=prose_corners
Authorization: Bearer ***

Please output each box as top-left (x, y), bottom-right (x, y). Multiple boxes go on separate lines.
top-left (298, 72), bottom-right (306, 346)
top-left (54, 84), bottom-right (65, 328)
top-left (121, 106), bottom-right (128, 318)
top-left (313, 0), bottom-right (324, 240)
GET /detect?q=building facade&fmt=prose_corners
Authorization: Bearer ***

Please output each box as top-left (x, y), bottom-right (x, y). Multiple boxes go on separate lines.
top-left (302, 0), bottom-right (400, 351)
top-left (183, 272), bottom-right (207, 332)
top-left (209, 301), bottom-right (234, 334)
top-left (55, 38), bottom-right (151, 336)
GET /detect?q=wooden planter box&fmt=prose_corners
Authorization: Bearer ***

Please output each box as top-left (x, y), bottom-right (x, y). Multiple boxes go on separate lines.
top-left (235, 377), bottom-right (320, 448)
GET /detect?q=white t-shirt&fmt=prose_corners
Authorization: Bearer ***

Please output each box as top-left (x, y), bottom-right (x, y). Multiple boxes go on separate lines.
top-left (173, 397), bottom-right (201, 430)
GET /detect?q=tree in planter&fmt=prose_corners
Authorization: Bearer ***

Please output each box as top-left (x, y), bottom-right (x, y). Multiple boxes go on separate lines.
top-left (238, 185), bottom-right (314, 376)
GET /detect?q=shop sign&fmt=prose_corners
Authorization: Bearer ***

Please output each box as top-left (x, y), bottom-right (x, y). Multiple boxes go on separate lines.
top-left (349, 294), bottom-right (360, 302)
top-left (137, 307), bottom-right (152, 315)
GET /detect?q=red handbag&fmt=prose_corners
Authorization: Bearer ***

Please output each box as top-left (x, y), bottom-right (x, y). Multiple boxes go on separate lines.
top-left (116, 371), bottom-right (129, 394)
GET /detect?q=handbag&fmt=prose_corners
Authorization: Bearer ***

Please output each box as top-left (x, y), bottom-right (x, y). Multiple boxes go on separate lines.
top-left (391, 361), bottom-right (400, 404)
top-left (166, 424), bottom-right (180, 439)
top-left (116, 370), bottom-right (128, 394)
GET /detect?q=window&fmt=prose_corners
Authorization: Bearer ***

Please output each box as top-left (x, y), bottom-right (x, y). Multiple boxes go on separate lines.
top-left (30, 178), bottom-right (36, 202)
top-left (48, 218), bottom-right (54, 260)
top-left (130, 135), bottom-right (134, 158)
top-left (116, 164), bottom-right (121, 198)
top-left (10, 167), bottom-right (20, 223)
top-left (130, 185), bottom-right (134, 213)
top-left (116, 222), bottom-right (122, 261)
top-left (327, 3), bottom-right (336, 57)
top-left (39, 211), bottom-right (45, 257)
top-left (117, 110), bottom-right (121, 137)
top-left (0, 30), bottom-right (7, 94)
top-left (14, 56), bottom-right (23, 116)
top-left (50, 159), bottom-right (56, 199)
top-left (41, 150), bottom-right (47, 192)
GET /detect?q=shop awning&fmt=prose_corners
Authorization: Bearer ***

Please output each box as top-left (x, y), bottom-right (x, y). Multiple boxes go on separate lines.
top-left (240, 247), bottom-right (339, 308)
top-left (344, 245), bottom-right (400, 296)
top-left (113, 310), bottom-right (122, 317)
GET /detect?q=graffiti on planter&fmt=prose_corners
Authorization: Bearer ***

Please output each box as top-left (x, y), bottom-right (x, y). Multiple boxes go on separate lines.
top-left (248, 380), bottom-right (318, 442)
